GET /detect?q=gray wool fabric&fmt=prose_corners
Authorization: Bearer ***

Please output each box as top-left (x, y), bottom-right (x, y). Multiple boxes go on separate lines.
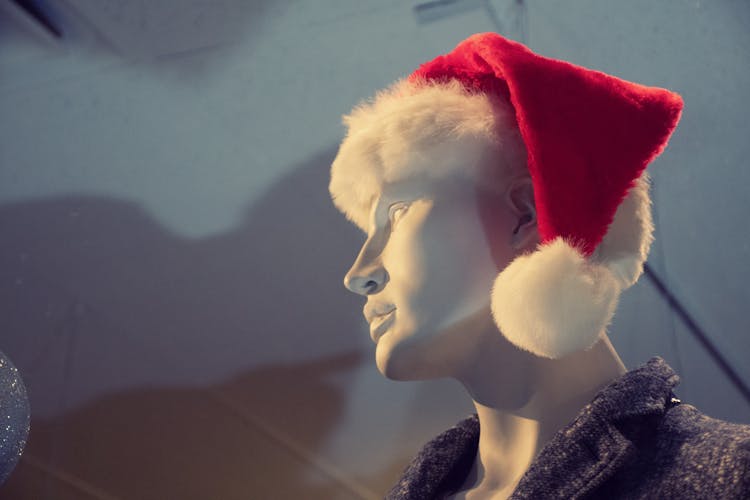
top-left (386, 356), bottom-right (750, 499)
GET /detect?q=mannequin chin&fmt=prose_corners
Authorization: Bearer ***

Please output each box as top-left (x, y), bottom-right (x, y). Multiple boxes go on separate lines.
top-left (373, 300), bottom-right (493, 382)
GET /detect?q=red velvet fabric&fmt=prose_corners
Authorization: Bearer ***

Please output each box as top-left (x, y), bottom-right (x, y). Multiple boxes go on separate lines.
top-left (409, 32), bottom-right (683, 256)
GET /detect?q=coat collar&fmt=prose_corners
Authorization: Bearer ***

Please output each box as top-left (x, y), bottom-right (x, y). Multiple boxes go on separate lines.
top-left (511, 356), bottom-right (681, 498)
top-left (386, 356), bottom-right (681, 499)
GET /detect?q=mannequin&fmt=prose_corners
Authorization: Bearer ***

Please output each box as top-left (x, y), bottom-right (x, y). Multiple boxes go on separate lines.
top-left (330, 32), bottom-right (750, 499)
top-left (343, 151), bottom-right (628, 497)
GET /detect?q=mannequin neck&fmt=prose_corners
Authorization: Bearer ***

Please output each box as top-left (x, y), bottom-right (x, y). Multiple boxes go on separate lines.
top-left (451, 312), bottom-right (627, 498)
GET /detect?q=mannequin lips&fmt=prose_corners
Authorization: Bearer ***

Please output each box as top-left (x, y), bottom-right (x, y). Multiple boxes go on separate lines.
top-left (364, 304), bottom-right (396, 324)
top-left (369, 309), bottom-right (396, 343)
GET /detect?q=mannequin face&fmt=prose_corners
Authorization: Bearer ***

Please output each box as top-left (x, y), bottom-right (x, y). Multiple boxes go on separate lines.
top-left (343, 143), bottom-right (538, 380)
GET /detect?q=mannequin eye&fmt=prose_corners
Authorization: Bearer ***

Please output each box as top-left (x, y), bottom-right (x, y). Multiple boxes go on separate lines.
top-left (388, 202), bottom-right (410, 227)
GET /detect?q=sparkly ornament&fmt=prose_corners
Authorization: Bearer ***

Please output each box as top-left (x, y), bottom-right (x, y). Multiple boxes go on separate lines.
top-left (0, 351), bottom-right (30, 485)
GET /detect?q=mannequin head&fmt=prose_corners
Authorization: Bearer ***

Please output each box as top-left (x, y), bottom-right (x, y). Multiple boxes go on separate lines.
top-left (330, 69), bottom-right (660, 392)
top-left (343, 133), bottom-right (539, 381)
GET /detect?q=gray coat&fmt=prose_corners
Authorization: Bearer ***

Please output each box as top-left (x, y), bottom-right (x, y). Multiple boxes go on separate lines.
top-left (386, 356), bottom-right (750, 499)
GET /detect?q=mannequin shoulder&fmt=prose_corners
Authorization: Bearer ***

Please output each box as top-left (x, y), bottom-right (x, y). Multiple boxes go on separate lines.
top-left (659, 402), bottom-right (750, 449)
top-left (652, 403), bottom-right (750, 496)
top-left (599, 403), bottom-right (750, 498)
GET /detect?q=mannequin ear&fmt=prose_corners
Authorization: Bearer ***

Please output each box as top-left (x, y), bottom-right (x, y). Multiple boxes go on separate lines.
top-left (506, 177), bottom-right (537, 249)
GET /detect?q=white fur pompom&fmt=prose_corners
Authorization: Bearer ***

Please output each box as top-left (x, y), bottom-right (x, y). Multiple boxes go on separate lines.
top-left (490, 237), bottom-right (622, 359)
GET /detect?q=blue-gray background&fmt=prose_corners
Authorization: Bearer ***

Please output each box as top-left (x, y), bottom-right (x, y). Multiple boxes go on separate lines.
top-left (1, 1), bottom-right (748, 498)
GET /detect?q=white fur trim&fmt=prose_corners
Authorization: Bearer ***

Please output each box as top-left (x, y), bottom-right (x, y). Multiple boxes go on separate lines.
top-left (329, 78), bottom-right (526, 232)
top-left (491, 237), bottom-right (621, 359)
top-left (593, 172), bottom-right (654, 289)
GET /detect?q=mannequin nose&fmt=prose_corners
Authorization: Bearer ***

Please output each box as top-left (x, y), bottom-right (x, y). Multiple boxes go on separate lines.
top-left (344, 264), bottom-right (388, 296)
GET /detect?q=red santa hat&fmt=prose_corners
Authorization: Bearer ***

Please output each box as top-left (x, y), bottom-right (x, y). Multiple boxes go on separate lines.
top-left (329, 32), bottom-right (683, 359)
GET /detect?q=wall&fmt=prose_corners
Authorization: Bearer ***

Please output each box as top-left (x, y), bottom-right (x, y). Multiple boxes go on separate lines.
top-left (1, 1), bottom-right (748, 498)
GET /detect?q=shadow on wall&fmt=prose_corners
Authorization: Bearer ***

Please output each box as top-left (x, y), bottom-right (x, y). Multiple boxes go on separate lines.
top-left (0, 148), bottom-right (382, 498)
